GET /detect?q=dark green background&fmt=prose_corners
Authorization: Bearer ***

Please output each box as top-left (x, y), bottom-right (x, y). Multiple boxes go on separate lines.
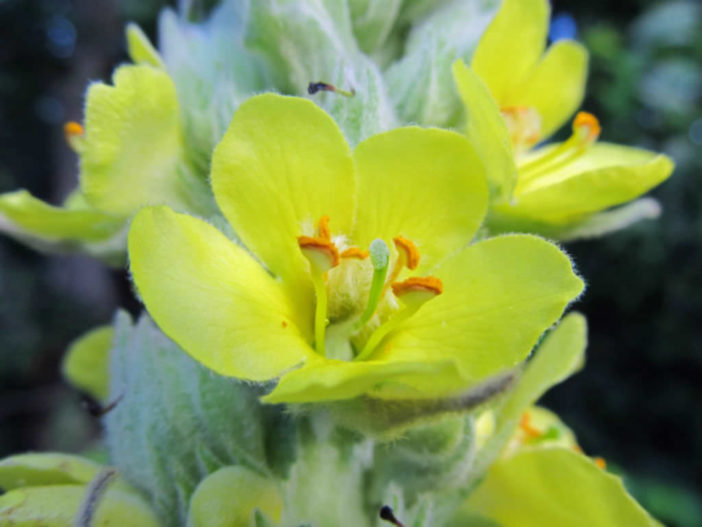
top-left (0, 1), bottom-right (699, 525)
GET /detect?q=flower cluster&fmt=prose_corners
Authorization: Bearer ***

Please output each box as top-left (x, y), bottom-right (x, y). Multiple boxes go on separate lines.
top-left (0, 0), bottom-right (672, 526)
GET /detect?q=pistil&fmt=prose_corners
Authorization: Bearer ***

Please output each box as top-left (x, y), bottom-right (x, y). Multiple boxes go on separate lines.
top-left (355, 239), bottom-right (390, 328)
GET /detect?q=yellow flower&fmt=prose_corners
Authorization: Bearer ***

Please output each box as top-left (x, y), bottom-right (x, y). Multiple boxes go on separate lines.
top-left (0, 453), bottom-right (159, 526)
top-left (128, 93), bottom-right (583, 404)
top-left (452, 0), bottom-right (673, 236)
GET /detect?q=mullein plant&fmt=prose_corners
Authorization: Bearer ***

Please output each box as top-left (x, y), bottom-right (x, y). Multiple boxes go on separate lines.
top-left (0, 0), bottom-right (673, 525)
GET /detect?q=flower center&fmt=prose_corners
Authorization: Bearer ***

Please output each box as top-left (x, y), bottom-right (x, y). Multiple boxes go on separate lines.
top-left (514, 111), bottom-right (601, 195)
top-left (297, 217), bottom-right (443, 360)
top-left (502, 106), bottom-right (542, 154)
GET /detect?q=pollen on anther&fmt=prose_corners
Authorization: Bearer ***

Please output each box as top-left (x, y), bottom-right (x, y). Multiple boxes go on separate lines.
top-left (298, 235), bottom-right (339, 268)
top-left (341, 247), bottom-right (369, 260)
top-left (393, 236), bottom-right (420, 270)
top-left (594, 457), bottom-right (607, 470)
top-left (519, 412), bottom-right (542, 439)
top-left (573, 111), bottom-right (601, 142)
top-left (391, 276), bottom-right (442, 297)
top-left (318, 215), bottom-right (331, 240)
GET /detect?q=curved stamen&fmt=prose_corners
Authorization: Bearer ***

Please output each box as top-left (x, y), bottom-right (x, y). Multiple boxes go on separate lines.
top-left (298, 235), bottom-right (339, 356)
top-left (64, 121), bottom-right (85, 152)
top-left (355, 276), bottom-right (442, 361)
top-left (517, 112), bottom-right (601, 186)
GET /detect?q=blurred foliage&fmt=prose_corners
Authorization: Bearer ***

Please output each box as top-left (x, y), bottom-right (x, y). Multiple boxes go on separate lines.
top-left (545, 1), bottom-right (702, 526)
top-left (0, 0), bottom-right (700, 525)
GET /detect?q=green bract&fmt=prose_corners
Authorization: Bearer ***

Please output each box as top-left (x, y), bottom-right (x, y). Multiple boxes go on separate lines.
top-left (453, 0), bottom-right (674, 239)
top-left (128, 92), bottom-right (583, 404)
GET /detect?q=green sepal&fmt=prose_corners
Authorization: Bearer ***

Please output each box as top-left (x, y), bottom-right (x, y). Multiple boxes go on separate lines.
top-left (157, 5), bottom-right (265, 174)
top-left (62, 325), bottom-right (114, 401)
top-left (104, 311), bottom-right (292, 525)
top-left (245, 0), bottom-right (397, 144)
top-left (370, 414), bottom-right (475, 499)
top-left (384, 0), bottom-right (499, 127)
top-left (348, 0), bottom-right (403, 55)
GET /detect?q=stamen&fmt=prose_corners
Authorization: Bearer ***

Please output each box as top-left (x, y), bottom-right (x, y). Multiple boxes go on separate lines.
top-left (391, 276), bottom-right (443, 297)
top-left (356, 239), bottom-right (390, 328)
top-left (384, 236), bottom-right (420, 292)
top-left (307, 81), bottom-right (356, 98)
top-left (501, 106), bottom-right (542, 152)
top-left (355, 275), bottom-right (442, 361)
top-left (594, 457), bottom-right (607, 470)
top-left (318, 215), bottom-right (331, 240)
top-left (298, 235), bottom-right (339, 272)
top-left (393, 236), bottom-right (420, 270)
top-left (517, 111), bottom-right (602, 186)
top-left (341, 247), bottom-right (369, 259)
top-left (573, 111), bottom-right (601, 143)
top-left (298, 235), bottom-right (339, 357)
top-left (519, 411), bottom-right (542, 440)
top-left (64, 121), bottom-right (85, 152)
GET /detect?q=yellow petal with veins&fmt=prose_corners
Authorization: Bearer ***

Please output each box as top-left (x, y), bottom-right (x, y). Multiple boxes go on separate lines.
top-left (472, 0), bottom-right (549, 105)
top-left (211, 93), bottom-right (355, 311)
top-left (353, 127), bottom-right (488, 273)
top-left (128, 206), bottom-right (313, 380)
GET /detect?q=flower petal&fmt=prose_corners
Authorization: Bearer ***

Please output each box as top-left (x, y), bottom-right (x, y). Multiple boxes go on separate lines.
top-left (81, 65), bottom-right (190, 215)
top-left (0, 190), bottom-right (123, 244)
top-left (375, 235), bottom-right (584, 382)
top-left (263, 357), bottom-right (461, 404)
top-left (0, 485), bottom-right (160, 527)
top-left (452, 60), bottom-right (517, 201)
top-left (187, 466), bottom-right (282, 527)
top-left (62, 325), bottom-right (114, 401)
top-left (352, 127), bottom-right (488, 271)
top-left (507, 40), bottom-right (588, 141)
top-left (471, 0), bottom-right (549, 105)
top-left (211, 93), bottom-right (355, 300)
top-left (128, 206), bottom-right (313, 381)
top-left (462, 448), bottom-right (658, 527)
top-left (511, 143), bottom-right (674, 222)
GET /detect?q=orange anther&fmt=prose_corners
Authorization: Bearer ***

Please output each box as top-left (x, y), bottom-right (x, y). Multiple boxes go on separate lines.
top-left (573, 111), bottom-right (601, 142)
top-left (393, 236), bottom-right (420, 270)
top-left (64, 121), bottom-right (84, 138)
top-left (297, 235), bottom-right (339, 268)
top-left (318, 215), bottom-right (331, 240)
top-left (391, 276), bottom-right (442, 297)
top-left (594, 457), bottom-right (607, 470)
top-left (341, 247), bottom-right (369, 260)
top-left (519, 412), bottom-right (542, 439)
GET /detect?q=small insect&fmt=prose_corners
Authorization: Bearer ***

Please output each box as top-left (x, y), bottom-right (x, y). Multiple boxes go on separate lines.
top-left (379, 505), bottom-right (405, 527)
top-left (307, 81), bottom-right (356, 98)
